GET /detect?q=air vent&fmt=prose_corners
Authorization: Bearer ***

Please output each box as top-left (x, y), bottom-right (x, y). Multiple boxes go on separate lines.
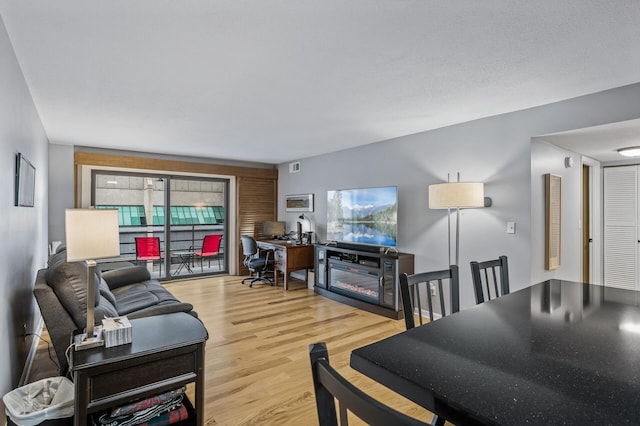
top-left (289, 162), bottom-right (301, 173)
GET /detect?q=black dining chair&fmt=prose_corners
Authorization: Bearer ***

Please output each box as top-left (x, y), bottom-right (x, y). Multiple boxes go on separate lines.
top-left (470, 255), bottom-right (509, 305)
top-left (399, 266), bottom-right (460, 330)
top-left (309, 342), bottom-right (432, 426)
top-left (240, 235), bottom-right (274, 287)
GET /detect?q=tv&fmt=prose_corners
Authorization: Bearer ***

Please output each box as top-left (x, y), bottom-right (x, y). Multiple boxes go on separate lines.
top-left (262, 220), bottom-right (286, 238)
top-left (327, 186), bottom-right (397, 247)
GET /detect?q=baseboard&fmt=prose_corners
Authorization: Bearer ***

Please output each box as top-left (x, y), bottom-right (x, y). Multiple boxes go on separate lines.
top-left (18, 315), bottom-right (44, 387)
top-left (417, 307), bottom-right (441, 321)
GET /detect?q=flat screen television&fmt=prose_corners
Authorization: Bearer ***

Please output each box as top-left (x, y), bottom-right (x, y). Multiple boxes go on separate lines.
top-left (262, 220), bottom-right (286, 238)
top-left (327, 186), bottom-right (397, 247)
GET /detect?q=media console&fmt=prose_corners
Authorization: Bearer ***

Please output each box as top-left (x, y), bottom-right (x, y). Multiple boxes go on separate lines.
top-left (314, 242), bottom-right (414, 319)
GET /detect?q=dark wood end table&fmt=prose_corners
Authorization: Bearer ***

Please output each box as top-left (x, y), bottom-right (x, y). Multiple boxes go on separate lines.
top-left (70, 312), bottom-right (208, 425)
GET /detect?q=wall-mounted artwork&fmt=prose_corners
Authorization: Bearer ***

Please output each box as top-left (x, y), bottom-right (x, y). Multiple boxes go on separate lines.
top-left (15, 153), bottom-right (35, 207)
top-left (285, 193), bottom-right (314, 212)
top-left (545, 173), bottom-right (561, 270)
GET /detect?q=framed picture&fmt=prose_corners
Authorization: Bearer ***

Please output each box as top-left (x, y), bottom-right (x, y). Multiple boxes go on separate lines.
top-left (15, 153), bottom-right (36, 207)
top-left (545, 173), bottom-right (561, 270)
top-left (286, 193), bottom-right (314, 212)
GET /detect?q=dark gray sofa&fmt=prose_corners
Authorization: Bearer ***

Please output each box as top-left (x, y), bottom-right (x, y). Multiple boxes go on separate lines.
top-left (34, 246), bottom-right (195, 374)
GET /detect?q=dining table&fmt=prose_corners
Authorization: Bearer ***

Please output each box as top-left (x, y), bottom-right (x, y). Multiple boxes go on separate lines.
top-left (350, 279), bottom-right (640, 425)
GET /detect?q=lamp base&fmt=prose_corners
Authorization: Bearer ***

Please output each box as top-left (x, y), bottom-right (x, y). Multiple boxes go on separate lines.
top-left (74, 331), bottom-right (104, 351)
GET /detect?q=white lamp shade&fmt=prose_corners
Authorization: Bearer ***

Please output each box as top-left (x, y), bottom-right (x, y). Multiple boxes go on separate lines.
top-left (65, 209), bottom-right (121, 261)
top-left (429, 182), bottom-right (485, 209)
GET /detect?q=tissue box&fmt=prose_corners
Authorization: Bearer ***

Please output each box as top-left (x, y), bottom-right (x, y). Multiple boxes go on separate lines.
top-left (101, 316), bottom-right (132, 348)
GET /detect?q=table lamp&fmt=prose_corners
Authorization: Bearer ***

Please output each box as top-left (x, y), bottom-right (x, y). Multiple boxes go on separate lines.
top-left (429, 174), bottom-right (484, 266)
top-left (297, 214), bottom-right (312, 243)
top-left (65, 208), bottom-right (120, 350)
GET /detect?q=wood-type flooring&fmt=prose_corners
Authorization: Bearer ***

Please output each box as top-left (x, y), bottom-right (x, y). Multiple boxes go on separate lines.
top-left (29, 275), bottom-right (438, 425)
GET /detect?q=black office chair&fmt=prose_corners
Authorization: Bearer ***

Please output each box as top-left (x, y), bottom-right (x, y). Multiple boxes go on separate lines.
top-left (240, 235), bottom-right (274, 287)
top-left (399, 266), bottom-right (460, 330)
top-left (309, 342), bottom-right (431, 426)
top-left (470, 255), bottom-right (509, 305)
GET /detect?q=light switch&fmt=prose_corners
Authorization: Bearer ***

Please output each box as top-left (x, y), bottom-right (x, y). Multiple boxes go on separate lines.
top-left (507, 222), bottom-right (516, 234)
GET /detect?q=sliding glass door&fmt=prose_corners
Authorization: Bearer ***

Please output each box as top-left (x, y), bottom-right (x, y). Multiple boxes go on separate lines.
top-left (168, 177), bottom-right (227, 277)
top-left (92, 171), bottom-right (228, 280)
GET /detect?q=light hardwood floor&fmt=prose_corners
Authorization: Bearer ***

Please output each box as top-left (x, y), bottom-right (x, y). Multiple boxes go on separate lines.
top-left (31, 275), bottom-right (438, 425)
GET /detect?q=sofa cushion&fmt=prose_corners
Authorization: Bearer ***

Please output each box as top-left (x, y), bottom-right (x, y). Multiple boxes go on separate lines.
top-left (101, 266), bottom-right (151, 290)
top-left (47, 249), bottom-right (67, 269)
top-left (99, 279), bottom-right (118, 308)
top-left (46, 261), bottom-right (105, 327)
top-left (95, 295), bottom-right (119, 322)
top-left (111, 279), bottom-right (192, 315)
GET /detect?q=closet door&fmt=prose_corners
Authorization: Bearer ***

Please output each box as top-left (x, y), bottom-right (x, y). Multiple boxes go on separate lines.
top-left (603, 166), bottom-right (638, 290)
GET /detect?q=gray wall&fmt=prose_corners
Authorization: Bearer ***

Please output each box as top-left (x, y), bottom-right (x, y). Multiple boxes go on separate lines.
top-left (0, 14), bottom-right (49, 423)
top-left (48, 144), bottom-right (74, 242)
top-left (278, 83), bottom-right (640, 310)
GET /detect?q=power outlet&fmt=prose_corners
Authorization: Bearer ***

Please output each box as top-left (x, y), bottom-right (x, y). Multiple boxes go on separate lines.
top-left (506, 222), bottom-right (516, 234)
top-left (430, 284), bottom-right (437, 296)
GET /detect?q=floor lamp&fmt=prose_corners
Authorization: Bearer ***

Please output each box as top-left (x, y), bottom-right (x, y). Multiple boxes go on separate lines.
top-left (428, 175), bottom-right (484, 266)
top-left (65, 208), bottom-right (121, 350)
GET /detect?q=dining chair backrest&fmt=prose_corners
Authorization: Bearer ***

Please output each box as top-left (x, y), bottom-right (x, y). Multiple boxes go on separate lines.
top-left (309, 342), bottom-right (429, 426)
top-left (470, 255), bottom-right (509, 305)
top-left (399, 266), bottom-right (459, 330)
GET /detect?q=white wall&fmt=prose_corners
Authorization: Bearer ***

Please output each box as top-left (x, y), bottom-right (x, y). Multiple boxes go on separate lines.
top-left (278, 83), bottom-right (640, 310)
top-left (0, 14), bottom-right (49, 423)
top-left (530, 140), bottom-right (583, 284)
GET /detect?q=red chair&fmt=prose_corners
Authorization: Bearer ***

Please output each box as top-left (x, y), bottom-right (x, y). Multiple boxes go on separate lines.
top-left (135, 237), bottom-right (163, 275)
top-left (194, 234), bottom-right (223, 272)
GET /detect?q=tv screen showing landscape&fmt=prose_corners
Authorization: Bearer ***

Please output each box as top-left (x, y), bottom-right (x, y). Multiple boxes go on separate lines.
top-left (327, 186), bottom-right (397, 247)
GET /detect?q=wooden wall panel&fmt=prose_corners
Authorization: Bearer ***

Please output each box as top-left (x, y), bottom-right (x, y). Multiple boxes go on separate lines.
top-left (237, 176), bottom-right (277, 275)
top-left (74, 152), bottom-right (277, 179)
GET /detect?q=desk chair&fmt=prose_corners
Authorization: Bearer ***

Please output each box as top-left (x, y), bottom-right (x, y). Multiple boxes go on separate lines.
top-left (309, 342), bottom-right (430, 426)
top-left (470, 255), bottom-right (509, 305)
top-left (240, 235), bottom-right (274, 287)
top-left (194, 234), bottom-right (223, 272)
top-left (135, 236), bottom-right (163, 275)
top-left (399, 266), bottom-right (459, 330)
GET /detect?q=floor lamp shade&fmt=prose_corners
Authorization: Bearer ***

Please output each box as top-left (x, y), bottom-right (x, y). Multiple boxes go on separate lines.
top-left (65, 208), bottom-right (120, 349)
top-left (428, 181), bottom-right (484, 267)
top-left (428, 182), bottom-right (484, 209)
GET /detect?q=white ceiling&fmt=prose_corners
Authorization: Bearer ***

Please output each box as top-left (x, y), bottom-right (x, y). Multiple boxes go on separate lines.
top-left (539, 119), bottom-right (640, 163)
top-left (1, 1), bottom-right (639, 165)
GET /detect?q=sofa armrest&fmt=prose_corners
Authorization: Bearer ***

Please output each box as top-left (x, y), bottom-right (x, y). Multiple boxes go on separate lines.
top-left (101, 266), bottom-right (151, 290)
top-left (33, 269), bottom-right (77, 376)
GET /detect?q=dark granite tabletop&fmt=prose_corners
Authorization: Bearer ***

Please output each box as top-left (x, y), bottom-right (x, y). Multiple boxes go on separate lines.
top-left (351, 279), bottom-right (640, 425)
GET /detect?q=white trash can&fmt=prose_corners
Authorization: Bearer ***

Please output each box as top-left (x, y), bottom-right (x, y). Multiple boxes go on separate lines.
top-left (3, 377), bottom-right (74, 426)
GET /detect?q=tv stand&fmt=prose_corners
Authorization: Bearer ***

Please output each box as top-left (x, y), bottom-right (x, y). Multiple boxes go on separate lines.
top-left (324, 241), bottom-right (382, 253)
top-left (314, 243), bottom-right (414, 319)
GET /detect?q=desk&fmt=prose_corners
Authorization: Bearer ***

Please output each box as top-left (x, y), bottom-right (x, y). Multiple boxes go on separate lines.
top-left (70, 313), bottom-right (208, 426)
top-left (351, 279), bottom-right (640, 425)
top-left (256, 240), bottom-right (314, 290)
